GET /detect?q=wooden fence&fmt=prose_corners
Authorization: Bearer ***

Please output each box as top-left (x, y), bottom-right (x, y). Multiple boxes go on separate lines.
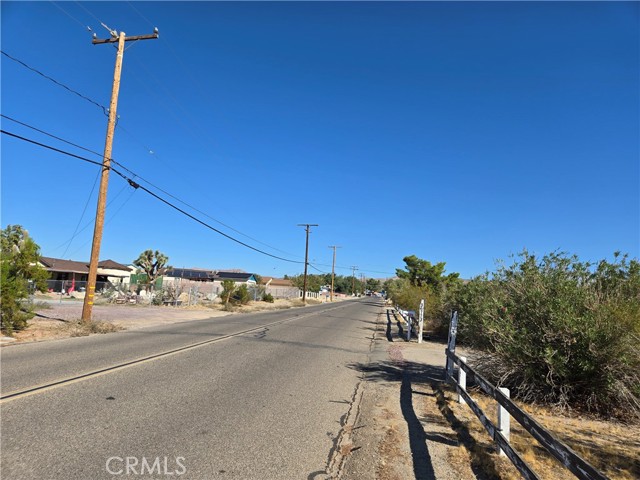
top-left (445, 348), bottom-right (608, 480)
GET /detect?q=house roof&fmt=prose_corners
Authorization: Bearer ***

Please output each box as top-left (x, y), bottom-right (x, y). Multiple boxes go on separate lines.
top-left (97, 259), bottom-right (131, 271)
top-left (261, 277), bottom-right (294, 287)
top-left (40, 257), bottom-right (88, 274)
top-left (216, 271), bottom-right (256, 282)
top-left (165, 268), bottom-right (217, 280)
top-left (40, 256), bottom-right (131, 274)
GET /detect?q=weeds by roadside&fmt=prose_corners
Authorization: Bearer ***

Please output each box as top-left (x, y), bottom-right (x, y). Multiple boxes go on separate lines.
top-left (430, 382), bottom-right (640, 480)
top-left (68, 320), bottom-right (123, 337)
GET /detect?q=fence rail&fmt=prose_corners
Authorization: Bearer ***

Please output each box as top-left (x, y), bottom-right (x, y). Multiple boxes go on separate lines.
top-left (445, 348), bottom-right (608, 480)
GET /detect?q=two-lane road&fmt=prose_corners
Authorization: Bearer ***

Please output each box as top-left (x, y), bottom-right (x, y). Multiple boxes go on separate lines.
top-left (1, 299), bottom-right (382, 479)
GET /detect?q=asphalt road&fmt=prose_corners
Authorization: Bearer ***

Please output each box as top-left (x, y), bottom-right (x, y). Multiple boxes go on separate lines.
top-left (1, 298), bottom-right (382, 480)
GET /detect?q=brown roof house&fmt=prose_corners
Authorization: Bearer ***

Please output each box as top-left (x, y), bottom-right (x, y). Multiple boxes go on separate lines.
top-left (39, 256), bottom-right (134, 293)
top-left (260, 277), bottom-right (300, 299)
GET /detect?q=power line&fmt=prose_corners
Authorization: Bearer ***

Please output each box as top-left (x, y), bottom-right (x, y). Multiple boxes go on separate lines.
top-left (1, 51), bottom-right (109, 115)
top-left (49, 1), bottom-right (90, 31)
top-left (108, 157), bottom-right (303, 259)
top-left (2, 129), bottom-right (305, 265)
top-left (1, 130), bottom-right (104, 168)
top-left (4, 115), bottom-right (303, 260)
top-left (60, 169), bottom-right (101, 259)
top-left (67, 187), bottom-right (137, 259)
top-left (1, 114), bottom-right (104, 158)
top-left (73, 0), bottom-right (105, 27)
top-left (51, 181), bottom-right (131, 254)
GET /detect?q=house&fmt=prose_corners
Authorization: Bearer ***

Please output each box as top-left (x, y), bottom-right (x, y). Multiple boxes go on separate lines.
top-left (163, 268), bottom-right (217, 282)
top-left (215, 271), bottom-right (258, 285)
top-left (160, 269), bottom-right (259, 299)
top-left (39, 256), bottom-right (134, 292)
top-left (261, 277), bottom-right (300, 299)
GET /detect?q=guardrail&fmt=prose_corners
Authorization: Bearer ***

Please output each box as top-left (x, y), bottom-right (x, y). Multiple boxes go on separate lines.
top-left (445, 314), bottom-right (608, 480)
top-left (394, 299), bottom-right (425, 343)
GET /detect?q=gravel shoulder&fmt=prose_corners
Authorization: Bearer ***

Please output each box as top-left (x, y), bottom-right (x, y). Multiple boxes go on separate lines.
top-left (342, 306), bottom-right (478, 480)
top-left (4, 296), bottom-right (335, 344)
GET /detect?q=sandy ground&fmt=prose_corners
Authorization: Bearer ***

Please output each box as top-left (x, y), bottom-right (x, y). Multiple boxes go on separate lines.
top-left (4, 296), bottom-right (341, 344)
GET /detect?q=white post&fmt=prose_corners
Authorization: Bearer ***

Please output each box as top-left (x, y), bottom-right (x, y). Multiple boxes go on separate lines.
top-left (458, 356), bottom-right (467, 404)
top-left (497, 387), bottom-right (511, 456)
top-left (418, 299), bottom-right (425, 344)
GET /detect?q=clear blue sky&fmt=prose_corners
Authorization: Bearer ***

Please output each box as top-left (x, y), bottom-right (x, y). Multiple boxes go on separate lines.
top-left (2, 1), bottom-right (638, 280)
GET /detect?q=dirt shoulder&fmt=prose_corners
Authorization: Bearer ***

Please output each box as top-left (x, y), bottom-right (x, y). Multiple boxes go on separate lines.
top-left (342, 307), bottom-right (640, 480)
top-left (3, 296), bottom-right (339, 345)
top-left (342, 308), bottom-right (478, 480)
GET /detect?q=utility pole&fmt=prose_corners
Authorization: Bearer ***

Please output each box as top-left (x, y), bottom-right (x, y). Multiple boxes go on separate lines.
top-left (328, 245), bottom-right (341, 302)
top-left (298, 224), bottom-right (318, 303)
top-left (351, 266), bottom-right (358, 296)
top-left (81, 27), bottom-right (158, 323)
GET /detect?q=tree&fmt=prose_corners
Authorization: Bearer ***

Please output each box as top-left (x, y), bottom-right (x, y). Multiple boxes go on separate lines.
top-left (289, 273), bottom-right (324, 293)
top-left (333, 275), bottom-right (352, 294)
top-left (366, 278), bottom-right (381, 292)
top-left (133, 250), bottom-right (170, 291)
top-left (220, 280), bottom-right (236, 306)
top-left (396, 255), bottom-right (459, 291)
top-left (1, 225), bottom-right (49, 334)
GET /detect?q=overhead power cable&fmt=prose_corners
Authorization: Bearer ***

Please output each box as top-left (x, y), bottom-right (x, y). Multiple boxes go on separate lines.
top-left (1, 51), bottom-right (109, 115)
top-left (2, 129), bottom-right (304, 265)
top-left (4, 113), bottom-right (301, 260)
top-left (1, 114), bottom-right (104, 158)
top-left (1, 130), bottom-right (104, 168)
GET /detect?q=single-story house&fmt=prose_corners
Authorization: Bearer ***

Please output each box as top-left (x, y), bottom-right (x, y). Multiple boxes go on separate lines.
top-left (160, 269), bottom-right (259, 298)
top-left (39, 256), bottom-right (134, 292)
top-left (260, 277), bottom-right (300, 299)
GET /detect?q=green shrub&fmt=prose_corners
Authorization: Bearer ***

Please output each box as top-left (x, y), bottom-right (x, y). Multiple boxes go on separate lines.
top-left (1, 225), bottom-right (49, 335)
top-left (151, 291), bottom-right (164, 306)
top-left (455, 251), bottom-right (640, 420)
top-left (231, 284), bottom-right (250, 305)
top-left (262, 293), bottom-right (274, 303)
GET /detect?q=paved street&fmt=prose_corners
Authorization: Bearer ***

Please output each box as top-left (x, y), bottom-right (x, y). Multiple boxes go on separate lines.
top-left (1, 299), bottom-right (380, 479)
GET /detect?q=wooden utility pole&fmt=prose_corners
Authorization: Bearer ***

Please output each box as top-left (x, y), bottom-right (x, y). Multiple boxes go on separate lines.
top-left (298, 224), bottom-right (318, 303)
top-left (81, 28), bottom-right (158, 322)
top-left (351, 266), bottom-right (358, 296)
top-left (328, 245), bottom-right (341, 302)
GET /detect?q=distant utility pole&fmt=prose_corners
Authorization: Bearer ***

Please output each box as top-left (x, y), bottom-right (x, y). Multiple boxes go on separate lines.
top-left (298, 224), bottom-right (318, 303)
top-left (351, 266), bottom-right (358, 296)
top-left (328, 246), bottom-right (341, 302)
top-left (81, 27), bottom-right (158, 323)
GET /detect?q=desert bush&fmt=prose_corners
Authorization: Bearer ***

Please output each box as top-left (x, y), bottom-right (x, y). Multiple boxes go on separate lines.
top-left (455, 251), bottom-right (640, 421)
top-left (1, 225), bottom-right (49, 334)
top-left (231, 284), bottom-right (250, 305)
top-left (151, 291), bottom-right (164, 306)
top-left (262, 293), bottom-right (274, 303)
top-left (386, 277), bottom-right (450, 336)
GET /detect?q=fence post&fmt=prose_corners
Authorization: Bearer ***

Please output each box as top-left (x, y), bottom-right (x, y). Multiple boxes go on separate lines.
top-left (418, 299), bottom-right (425, 344)
top-left (446, 311), bottom-right (459, 381)
top-left (497, 387), bottom-right (511, 456)
top-left (406, 311), bottom-right (412, 342)
top-left (458, 356), bottom-right (467, 404)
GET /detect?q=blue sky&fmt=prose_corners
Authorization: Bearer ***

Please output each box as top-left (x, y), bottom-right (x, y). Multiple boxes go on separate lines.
top-left (2, 1), bottom-right (638, 280)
